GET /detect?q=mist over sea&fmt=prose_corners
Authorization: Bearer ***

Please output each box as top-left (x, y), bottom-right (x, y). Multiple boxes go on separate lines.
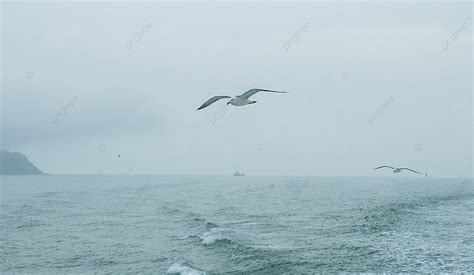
top-left (1, 175), bottom-right (473, 273)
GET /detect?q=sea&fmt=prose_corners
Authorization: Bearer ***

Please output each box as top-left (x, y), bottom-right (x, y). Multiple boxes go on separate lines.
top-left (1, 175), bottom-right (473, 273)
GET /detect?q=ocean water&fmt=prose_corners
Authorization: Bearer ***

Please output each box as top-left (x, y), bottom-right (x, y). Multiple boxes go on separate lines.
top-left (1, 175), bottom-right (473, 273)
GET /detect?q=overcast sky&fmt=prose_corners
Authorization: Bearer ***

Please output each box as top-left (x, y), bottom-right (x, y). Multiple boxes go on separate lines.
top-left (1, 2), bottom-right (472, 177)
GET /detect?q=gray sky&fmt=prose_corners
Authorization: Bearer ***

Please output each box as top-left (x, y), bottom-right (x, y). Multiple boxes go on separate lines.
top-left (1, 2), bottom-right (472, 177)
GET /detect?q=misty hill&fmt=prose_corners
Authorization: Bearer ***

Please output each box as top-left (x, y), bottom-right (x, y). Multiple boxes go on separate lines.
top-left (0, 150), bottom-right (44, 175)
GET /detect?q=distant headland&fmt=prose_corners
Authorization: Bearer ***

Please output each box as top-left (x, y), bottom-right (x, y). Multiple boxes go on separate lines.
top-left (0, 150), bottom-right (44, 175)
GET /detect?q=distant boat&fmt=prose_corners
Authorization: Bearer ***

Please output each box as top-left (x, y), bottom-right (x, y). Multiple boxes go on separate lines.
top-left (233, 171), bottom-right (245, 176)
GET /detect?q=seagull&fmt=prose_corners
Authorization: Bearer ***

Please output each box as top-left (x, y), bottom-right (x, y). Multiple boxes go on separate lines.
top-left (374, 166), bottom-right (423, 175)
top-left (197, 88), bottom-right (288, 110)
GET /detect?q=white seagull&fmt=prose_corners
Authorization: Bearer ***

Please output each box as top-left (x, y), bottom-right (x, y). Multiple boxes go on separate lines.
top-left (197, 88), bottom-right (288, 110)
top-left (374, 166), bottom-right (423, 175)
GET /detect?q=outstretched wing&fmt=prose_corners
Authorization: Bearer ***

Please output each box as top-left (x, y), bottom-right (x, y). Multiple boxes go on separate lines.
top-left (239, 88), bottom-right (288, 99)
top-left (197, 96), bottom-right (231, 110)
top-left (374, 166), bottom-right (394, 170)
top-left (400, 168), bottom-right (422, 174)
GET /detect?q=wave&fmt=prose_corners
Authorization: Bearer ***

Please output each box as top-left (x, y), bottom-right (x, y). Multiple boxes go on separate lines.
top-left (159, 207), bottom-right (258, 253)
top-left (205, 221), bottom-right (217, 230)
top-left (200, 228), bottom-right (232, 246)
top-left (166, 263), bottom-right (205, 275)
top-left (355, 187), bottom-right (474, 234)
top-left (16, 219), bottom-right (46, 229)
top-left (161, 206), bottom-right (181, 215)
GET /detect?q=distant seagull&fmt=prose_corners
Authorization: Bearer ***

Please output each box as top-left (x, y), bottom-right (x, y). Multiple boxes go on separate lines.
top-left (322, 216), bottom-right (340, 224)
top-left (197, 88), bottom-right (288, 110)
top-left (374, 166), bottom-right (423, 175)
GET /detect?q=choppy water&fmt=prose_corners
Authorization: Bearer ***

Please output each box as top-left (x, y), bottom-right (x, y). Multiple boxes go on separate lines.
top-left (1, 175), bottom-right (473, 273)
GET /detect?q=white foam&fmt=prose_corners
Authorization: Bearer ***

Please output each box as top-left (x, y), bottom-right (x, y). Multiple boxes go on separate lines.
top-left (166, 263), bottom-right (205, 275)
top-left (200, 228), bottom-right (228, 245)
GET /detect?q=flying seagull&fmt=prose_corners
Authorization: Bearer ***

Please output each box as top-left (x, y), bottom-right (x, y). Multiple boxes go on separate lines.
top-left (374, 166), bottom-right (423, 175)
top-left (197, 88), bottom-right (288, 110)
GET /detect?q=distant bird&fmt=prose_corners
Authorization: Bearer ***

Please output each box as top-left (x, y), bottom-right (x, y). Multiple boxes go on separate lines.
top-left (374, 166), bottom-right (423, 175)
top-left (322, 216), bottom-right (340, 224)
top-left (197, 88), bottom-right (288, 110)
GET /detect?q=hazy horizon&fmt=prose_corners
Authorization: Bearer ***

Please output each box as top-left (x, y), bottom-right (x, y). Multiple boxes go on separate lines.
top-left (1, 2), bottom-right (472, 177)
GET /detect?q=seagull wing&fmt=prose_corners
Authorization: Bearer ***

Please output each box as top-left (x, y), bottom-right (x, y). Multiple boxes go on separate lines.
top-left (374, 166), bottom-right (395, 170)
top-left (197, 96), bottom-right (231, 110)
top-left (239, 88), bottom-right (288, 99)
top-left (399, 168), bottom-right (422, 174)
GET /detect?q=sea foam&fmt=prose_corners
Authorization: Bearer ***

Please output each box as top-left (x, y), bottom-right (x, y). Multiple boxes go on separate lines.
top-left (166, 263), bottom-right (205, 275)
